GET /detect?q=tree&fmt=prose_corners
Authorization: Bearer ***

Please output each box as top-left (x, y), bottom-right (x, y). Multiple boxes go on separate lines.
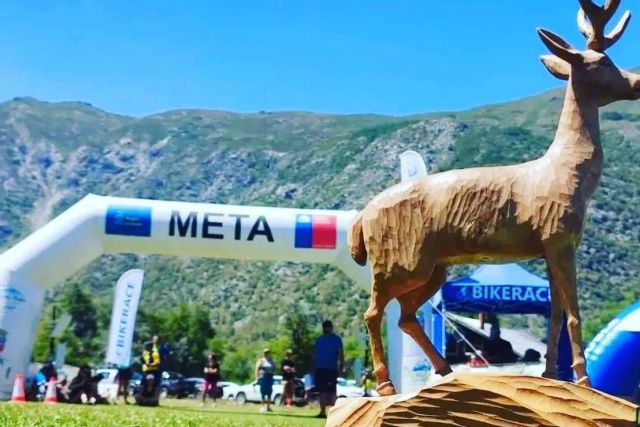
top-left (283, 310), bottom-right (318, 375)
top-left (32, 306), bottom-right (54, 363)
top-left (221, 343), bottom-right (256, 384)
top-left (61, 282), bottom-right (97, 340)
top-left (134, 304), bottom-right (216, 376)
top-left (59, 282), bottom-right (101, 365)
top-left (342, 336), bottom-right (365, 378)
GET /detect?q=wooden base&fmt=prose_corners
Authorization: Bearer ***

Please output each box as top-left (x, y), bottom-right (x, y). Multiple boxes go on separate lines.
top-left (326, 373), bottom-right (638, 427)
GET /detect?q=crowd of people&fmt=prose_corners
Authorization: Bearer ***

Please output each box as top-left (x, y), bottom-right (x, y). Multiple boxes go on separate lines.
top-left (244, 319), bottom-right (346, 418)
top-left (28, 319), bottom-right (353, 418)
top-left (446, 313), bottom-right (542, 366)
top-left (30, 335), bottom-right (170, 406)
top-left (31, 362), bottom-right (108, 404)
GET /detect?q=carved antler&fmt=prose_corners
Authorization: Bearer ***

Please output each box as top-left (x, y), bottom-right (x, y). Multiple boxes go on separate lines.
top-left (577, 0), bottom-right (632, 51)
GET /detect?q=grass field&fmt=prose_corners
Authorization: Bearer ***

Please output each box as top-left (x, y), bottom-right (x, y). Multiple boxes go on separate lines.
top-left (0, 399), bottom-right (327, 427)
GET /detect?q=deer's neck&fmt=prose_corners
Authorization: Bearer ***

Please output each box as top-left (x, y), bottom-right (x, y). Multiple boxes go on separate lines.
top-left (545, 79), bottom-right (603, 197)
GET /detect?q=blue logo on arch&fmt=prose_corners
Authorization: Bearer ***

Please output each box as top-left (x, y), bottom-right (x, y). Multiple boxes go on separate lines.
top-left (105, 205), bottom-right (152, 237)
top-left (1, 287), bottom-right (26, 312)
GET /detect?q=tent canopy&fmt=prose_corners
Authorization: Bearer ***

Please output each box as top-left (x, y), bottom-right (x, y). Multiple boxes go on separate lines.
top-left (446, 312), bottom-right (547, 357)
top-left (441, 264), bottom-right (550, 315)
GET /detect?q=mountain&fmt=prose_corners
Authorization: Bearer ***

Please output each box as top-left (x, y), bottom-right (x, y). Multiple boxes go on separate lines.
top-left (1, 88), bottom-right (640, 349)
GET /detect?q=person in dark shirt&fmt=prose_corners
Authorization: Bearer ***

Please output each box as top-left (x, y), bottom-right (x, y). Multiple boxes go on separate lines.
top-left (135, 374), bottom-right (159, 407)
top-left (255, 349), bottom-right (276, 413)
top-left (202, 353), bottom-right (221, 405)
top-left (280, 349), bottom-right (296, 407)
top-left (314, 320), bottom-right (344, 419)
top-left (520, 348), bottom-right (542, 363)
top-left (483, 320), bottom-right (517, 364)
top-left (68, 365), bottom-right (107, 404)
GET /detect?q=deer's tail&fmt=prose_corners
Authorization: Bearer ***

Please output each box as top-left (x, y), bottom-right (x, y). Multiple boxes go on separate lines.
top-left (348, 212), bottom-right (367, 266)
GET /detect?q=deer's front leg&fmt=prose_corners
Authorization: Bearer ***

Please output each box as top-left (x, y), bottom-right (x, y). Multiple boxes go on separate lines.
top-left (364, 287), bottom-right (395, 396)
top-left (544, 244), bottom-right (590, 386)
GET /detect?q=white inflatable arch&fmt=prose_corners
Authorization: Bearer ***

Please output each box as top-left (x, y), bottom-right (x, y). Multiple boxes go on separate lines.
top-left (0, 194), bottom-right (372, 398)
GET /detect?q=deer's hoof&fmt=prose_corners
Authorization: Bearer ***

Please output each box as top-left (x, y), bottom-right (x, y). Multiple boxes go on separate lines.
top-left (435, 365), bottom-right (453, 377)
top-left (541, 371), bottom-right (557, 379)
top-left (576, 376), bottom-right (592, 387)
top-left (376, 381), bottom-right (397, 396)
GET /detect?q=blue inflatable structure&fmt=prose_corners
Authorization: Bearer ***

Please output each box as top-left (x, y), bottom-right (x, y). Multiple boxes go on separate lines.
top-left (586, 301), bottom-right (640, 400)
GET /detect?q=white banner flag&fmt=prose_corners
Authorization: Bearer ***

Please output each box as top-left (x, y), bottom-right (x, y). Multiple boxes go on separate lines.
top-left (389, 151), bottom-right (433, 392)
top-left (399, 150), bottom-right (428, 182)
top-left (106, 269), bottom-right (144, 366)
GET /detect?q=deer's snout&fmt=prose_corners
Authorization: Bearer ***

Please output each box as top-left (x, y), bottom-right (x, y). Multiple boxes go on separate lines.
top-left (632, 74), bottom-right (640, 95)
top-left (627, 73), bottom-right (640, 99)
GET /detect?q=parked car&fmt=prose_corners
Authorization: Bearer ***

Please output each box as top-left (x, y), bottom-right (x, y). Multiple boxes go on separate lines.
top-left (302, 376), bottom-right (377, 400)
top-left (218, 381), bottom-right (242, 400)
top-left (234, 375), bottom-right (306, 406)
top-left (184, 378), bottom-right (241, 399)
top-left (97, 368), bottom-right (151, 400)
top-left (96, 368), bottom-right (119, 400)
top-left (131, 370), bottom-right (194, 399)
top-left (159, 371), bottom-right (195, 399)
top-left (129, 371), bottom-right (143, 395)
top-left (184, 377), bottom-right (205, 397)
top-left (336, 377), bottom-right (369, 398)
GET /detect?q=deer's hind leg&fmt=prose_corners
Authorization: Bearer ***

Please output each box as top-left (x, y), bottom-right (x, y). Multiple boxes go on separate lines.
top-left (397, 265), bottom-right (452, 377)
top-left (542, 280), bottom-right (563, 379)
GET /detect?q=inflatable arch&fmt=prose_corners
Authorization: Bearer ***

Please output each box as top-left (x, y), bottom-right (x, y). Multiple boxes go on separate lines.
top-left (586, 301), bottom-right (640, 400)
top-left (0, 194), bottom-right (371, 399)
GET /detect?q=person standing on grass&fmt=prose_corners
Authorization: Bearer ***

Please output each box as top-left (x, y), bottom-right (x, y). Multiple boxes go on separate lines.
top-left (314, 320), bottom-right (344, 419)
top-left (202, 352), bottom-right (221, 406)
top-left (280, 349), bottom-right (296, 407)
top-left (255, 349), bottom-right (276, 413)
top-left (115, 361), bottom-right (133, 404)
top-left (142, 341), bottom-right (161, 393)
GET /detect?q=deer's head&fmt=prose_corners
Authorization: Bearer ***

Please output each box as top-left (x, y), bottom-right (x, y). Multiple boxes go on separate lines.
top-left (538, 0), bottom-right (640, 106)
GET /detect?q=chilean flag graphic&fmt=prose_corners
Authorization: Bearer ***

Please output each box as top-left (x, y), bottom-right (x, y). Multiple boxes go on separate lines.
top-left (294, 214), bottom-right (337, 249)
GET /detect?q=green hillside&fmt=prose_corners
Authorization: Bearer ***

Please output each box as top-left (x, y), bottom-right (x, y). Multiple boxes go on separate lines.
top-left (1, 86), bottom-right (640, 373)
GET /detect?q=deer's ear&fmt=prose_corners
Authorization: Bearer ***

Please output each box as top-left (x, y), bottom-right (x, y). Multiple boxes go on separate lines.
top-left (540, 55), bottom-right (570, 80)
top-left (537, 28), bottom-right (582, 65)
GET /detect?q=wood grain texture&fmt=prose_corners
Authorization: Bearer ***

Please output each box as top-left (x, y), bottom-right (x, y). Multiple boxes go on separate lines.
top-left (326, 374), bottom-right (639, 427)
top-left (349, 0), bottom-right (640, 396)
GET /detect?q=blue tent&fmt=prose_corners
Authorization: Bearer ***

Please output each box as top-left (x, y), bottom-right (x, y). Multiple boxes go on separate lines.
top-left (441, 263), bottom-right (550, 315)
top-left (437, 263), bottom-right (572, 380)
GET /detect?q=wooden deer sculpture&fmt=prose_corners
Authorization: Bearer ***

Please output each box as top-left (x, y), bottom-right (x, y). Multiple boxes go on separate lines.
top-left (349, 0), bottom-right (640, 396)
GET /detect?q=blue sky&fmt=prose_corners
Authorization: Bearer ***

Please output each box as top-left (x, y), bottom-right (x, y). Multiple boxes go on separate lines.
top-left (1, 1), bottom-right (638, 117)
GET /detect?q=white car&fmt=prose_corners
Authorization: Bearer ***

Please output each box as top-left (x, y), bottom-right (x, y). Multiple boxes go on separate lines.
top-left (336, 377), bottom-right (374, 398)
top-left (218, 381), bottom-right (242, 400)
top-left (302, 375), bottom-right (378, 399)
top-left (96, 368), bottom-right (119, 400)
top-left (234, 375), bottom-right (305, 406)
top-left (184, 378), bottom-right (241, 400)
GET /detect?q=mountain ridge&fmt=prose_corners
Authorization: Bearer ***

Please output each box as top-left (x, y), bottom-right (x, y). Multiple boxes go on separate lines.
top-left (1, 85), bottom-right (640, 351)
